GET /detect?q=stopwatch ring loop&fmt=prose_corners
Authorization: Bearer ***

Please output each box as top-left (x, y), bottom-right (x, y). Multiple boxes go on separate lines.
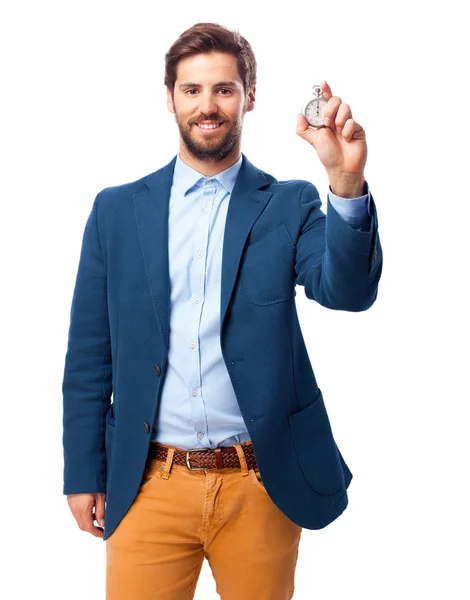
top-left (312, 85), bottom-right (322, 97)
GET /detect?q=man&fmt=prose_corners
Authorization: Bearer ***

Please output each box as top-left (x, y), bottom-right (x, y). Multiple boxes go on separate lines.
top-left (63, 22), bottom-right (382, 600)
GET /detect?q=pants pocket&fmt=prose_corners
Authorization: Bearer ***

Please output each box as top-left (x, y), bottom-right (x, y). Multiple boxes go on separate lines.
top-left (249, 468), bottom-right (267, 491)
top-left (139, 459), bottom-right (161, 489)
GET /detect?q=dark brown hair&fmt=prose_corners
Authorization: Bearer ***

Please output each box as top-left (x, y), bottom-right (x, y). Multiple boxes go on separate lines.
top-left (164, 23), bottom-right (257, 99)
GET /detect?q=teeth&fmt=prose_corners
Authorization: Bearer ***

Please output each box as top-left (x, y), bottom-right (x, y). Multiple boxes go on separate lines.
top-left (197, 122), bottom-right (222, 129)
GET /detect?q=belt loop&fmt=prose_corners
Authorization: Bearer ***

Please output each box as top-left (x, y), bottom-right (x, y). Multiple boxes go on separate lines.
top-left (161, 446), bottom-right (175, 480)
top-left (234, 443), bottom-right (249, 477)
top-left (214, 447), bottom-right (224, 469)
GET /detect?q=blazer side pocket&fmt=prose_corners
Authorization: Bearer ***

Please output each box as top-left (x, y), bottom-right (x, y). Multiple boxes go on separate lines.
top-left (288, 391), bottom-right (346, 495)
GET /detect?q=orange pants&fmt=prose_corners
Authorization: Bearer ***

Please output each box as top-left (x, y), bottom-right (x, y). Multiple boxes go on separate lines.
top-left (106, 441), bottom-right (302, 599)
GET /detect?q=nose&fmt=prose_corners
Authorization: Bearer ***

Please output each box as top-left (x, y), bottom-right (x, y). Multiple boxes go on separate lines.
top-left (198, 92), bottom-right (219, 119)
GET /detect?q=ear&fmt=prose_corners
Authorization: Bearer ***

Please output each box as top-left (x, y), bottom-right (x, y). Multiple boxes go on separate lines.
top-left (166, 87), bottom-right (175, 114)
top-left (245, 86), bottom-right (256, 113)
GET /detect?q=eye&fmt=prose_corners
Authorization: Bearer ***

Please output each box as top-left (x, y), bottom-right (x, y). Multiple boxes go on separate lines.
top-left (184, 88), bottom-right (232, 95)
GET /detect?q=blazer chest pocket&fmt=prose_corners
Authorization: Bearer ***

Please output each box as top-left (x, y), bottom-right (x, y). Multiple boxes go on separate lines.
top-left (241, 223), bottom-right (296, 305)
top-left (288, 391), bottom-right (346, 495)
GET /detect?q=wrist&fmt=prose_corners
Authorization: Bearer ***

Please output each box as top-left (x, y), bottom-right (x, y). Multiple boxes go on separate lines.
top-left (328, 172), bottom-right (366, 198)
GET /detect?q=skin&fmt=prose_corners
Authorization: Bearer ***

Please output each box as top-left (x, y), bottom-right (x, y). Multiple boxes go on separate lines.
top-left (67, 53), bottom-right (368, 539)
top-left (67, 491), bottom-right (105, 538)
top-left (296, 80), bottom-right (367, 198)
top-left (166, 51), bottom-right (256, 176)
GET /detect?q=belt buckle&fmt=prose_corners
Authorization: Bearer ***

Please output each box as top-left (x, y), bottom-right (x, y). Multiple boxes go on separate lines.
top-left (185, 447), bottom-right (210, 471)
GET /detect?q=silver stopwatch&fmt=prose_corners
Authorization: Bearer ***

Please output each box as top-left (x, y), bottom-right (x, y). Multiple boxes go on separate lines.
top-left (301, 85), bottom-right (327, 128)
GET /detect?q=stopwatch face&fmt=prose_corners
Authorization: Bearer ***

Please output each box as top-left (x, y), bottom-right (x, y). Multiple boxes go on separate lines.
top-left (304, 97), bottom-right (326, 127)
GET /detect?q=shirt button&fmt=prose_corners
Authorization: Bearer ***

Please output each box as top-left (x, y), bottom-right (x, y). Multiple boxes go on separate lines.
top-left (154, 365), bottom-right (161, 375)
top-left (198, 432), bottom-right (204, 439)
top-left (203, 208), bottom-right (209, 214)
top-left (206, 179), bottom-right (212, 184)
top-left (143, 422), bottom-right (150, 433)
top-left (194, 297), bottom-right (200, 303)
top-left (192, 389), bottom-right (198, 396)
top-left (197, 250), bottom-right (203, 257)
top-left (190, 342), bottom-right (196, 349)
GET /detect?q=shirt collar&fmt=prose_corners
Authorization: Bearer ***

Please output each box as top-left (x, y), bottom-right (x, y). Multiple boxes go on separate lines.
top-left (173, 152), bottom-right (243, 196)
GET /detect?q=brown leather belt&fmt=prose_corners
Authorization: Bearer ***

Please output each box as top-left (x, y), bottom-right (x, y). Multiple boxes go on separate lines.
top-left (148, 441), bottom-right (258, 471)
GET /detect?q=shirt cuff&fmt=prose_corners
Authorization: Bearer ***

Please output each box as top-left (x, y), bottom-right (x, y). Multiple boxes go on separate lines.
top-left (328, 180), bottom-right (372, 229)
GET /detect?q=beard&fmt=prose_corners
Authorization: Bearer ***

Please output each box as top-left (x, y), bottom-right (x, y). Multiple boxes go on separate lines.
top-left (174, 109), bottom-right (245, 162)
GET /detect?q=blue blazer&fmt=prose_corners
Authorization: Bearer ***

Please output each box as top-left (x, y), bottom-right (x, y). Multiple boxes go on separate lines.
top-left (62, 153), bottom-right (383, 541)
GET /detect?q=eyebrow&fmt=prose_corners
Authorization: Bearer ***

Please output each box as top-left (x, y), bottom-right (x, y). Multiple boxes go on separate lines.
top-left (178, 81), bottom-right (239, 89)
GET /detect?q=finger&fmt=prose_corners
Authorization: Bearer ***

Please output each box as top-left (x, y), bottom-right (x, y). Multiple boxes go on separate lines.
top-left (296, 112), bottom-right (314, 133)
top-left (296, 112), bottom-right (321, 149)
top-left (78, 508), bottom-right (104, 538)
top-left (334, 103), bottom-right (352, 133)
top-left (320, 80), bottom-right (333, 101)
top-left (92, 526), bottom-right (104, 538)
top-left (94, 493), bottom-right (106, 528)
top-left (341, 118), bottom-right (365, 142)
top-left (323, 96), bottom-right (342, 128)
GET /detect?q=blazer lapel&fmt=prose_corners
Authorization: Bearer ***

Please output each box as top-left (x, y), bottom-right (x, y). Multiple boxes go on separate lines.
top-left (219, 154), bottom-right (273, 333)
top-left (133, 153), bottom-right (273, 349)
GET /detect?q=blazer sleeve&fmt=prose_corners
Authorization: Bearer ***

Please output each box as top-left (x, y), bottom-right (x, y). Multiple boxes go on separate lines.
top-left (294, 181), bottom-right (383, 311)
top-left (62, 191), bottom-right (112, 495)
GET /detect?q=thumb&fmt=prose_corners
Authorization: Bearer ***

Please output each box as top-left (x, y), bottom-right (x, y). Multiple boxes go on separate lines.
top-left (296, 113), bottom-right (321, 149)
top-left (94, 493), bottom-right (106, 527)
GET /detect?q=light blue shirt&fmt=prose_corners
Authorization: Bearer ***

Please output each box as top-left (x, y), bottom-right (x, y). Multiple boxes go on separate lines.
top-left (150, 153), bottom-right (372, 449)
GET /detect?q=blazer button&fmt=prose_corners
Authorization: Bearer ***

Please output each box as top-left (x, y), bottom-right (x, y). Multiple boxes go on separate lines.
top-left (143, 422), bottom-right (150, 433)
top-left (154, 364), bottom-right (161, 375)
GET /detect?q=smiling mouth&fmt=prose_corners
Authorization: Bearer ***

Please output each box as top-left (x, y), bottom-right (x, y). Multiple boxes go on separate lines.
top-left (195, 122), bottom-right (224, 130)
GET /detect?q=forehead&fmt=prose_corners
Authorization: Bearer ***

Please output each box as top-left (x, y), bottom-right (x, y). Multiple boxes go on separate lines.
top-left (175, 52), bottom-right (243, 87)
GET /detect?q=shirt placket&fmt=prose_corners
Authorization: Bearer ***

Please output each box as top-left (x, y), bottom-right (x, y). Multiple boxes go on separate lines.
top-left (189, 178), bottom-right (217, 448)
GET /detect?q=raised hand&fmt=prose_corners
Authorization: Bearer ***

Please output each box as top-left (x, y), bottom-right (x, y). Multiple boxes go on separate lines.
top-left (296, 80), bottom-right (367, 197)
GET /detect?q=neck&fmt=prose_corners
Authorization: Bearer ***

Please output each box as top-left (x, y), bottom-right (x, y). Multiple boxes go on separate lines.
top-left (178, 146), bottom-right (242, 177)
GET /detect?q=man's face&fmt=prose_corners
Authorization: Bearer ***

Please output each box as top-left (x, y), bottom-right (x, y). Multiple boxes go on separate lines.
top-left (167, 51), bottom-right (255, 161)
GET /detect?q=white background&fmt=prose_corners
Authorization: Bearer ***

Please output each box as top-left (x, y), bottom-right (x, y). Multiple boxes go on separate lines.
top-left (2, 0), bottom-right (469, 598)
